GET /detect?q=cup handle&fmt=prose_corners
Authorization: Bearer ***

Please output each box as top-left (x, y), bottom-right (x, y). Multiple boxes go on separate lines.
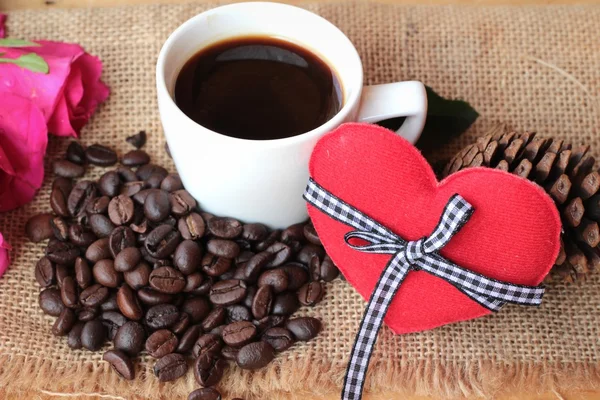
top-left (357, 81), bottom-right (428, 144)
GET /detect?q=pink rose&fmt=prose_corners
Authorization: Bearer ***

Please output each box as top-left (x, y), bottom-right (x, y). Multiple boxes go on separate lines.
top-left (0, 93), bottom-right (48, 212)
top-left (0, 40), bottom-right (109, 138)
top-left (0, 233), bottom-right (10, 278)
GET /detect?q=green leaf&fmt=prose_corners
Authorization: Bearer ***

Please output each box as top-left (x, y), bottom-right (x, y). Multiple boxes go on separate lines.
top-left (376, 85), bottom-right (479, 152)
top-left (0, 53), bottom-right (49, 73)
top-left (0, 38), bottom-right (40, 47)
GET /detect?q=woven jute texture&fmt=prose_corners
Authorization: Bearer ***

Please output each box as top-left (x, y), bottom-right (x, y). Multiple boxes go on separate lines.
top-left (1, 3), bottom-right (599, 399)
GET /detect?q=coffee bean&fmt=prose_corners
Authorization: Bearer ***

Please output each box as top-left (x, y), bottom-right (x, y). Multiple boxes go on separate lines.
top-left (298, 281), bottom-right (324, 306)
top-left (53, 176), bottom-right (73, 196)
top-left (77, 307), bottom-right (99, 322)
top-left (194, 352), bottom-right (227, 387)
top-left (86, 144), bottom-right (117, 166)
top-left (160, 174), bottom-right (183, 192)
top-left (100, 291), bottom-right (119, 311)
top-left (210, 325), bottom-right (226, 336)
top-left (172, 312), bottom-right (191, 335)
top-left (222, 321), bottom-right (257, 347)
top-left (98, 171), bottom-right (121, 197)
top-left (207, 239), bottom-right (240, 259)
top-left (60, 276), bottom-right (79, 308)
top-left (262, 327), bottom-right (295, 352)
top-left (194, 276), bottom-right (213, 296)
top-left (80, 284), bottom-right (109, 307)
top-left (126, 130), bottom-right (146, 149)
top-left (67, 321), bottom-right (85, 349)
top-left (52, 308), bottom-right (76, 336)
top-left (146, 329), bottom-right (178, 358)
top-left (50, 216), bottom-right (69, 241)
top-left (253, 315), bottom-right (287, 334)
top-left (138, 288), bottom-right (173, 305)
top-left (221, 345), bottom-right (239, 361)
top-left (178, 212), bottom-right (205, 240)
top-left (210, 280), bottom-right (247, 306)
top-left (301, 222), bottom-right (320, 245)
top-left (46, 239), bottom-right (79, 265)
top-left (93, 259), bottom-right (122, 288)
top-left (320, 255), bottom-right (339, 282)
top-left (55, 264), bottom-right (69, 288)
top-left (286, 317), bottom-right (321, 341)
top-left (296, 244), bottom-right (325, 265)
top-left (66, 141), bottom-right (86, 165)
top-left (114, 321), bottom-right (146, 356)
top-left (145, 224), bottom-right (181, 258)
top-left (177, 325), bottom-right (202, 354)
top-left (201, 254), bottom-right (231, 277)
top-left (50, 186), bottom-right (71, 217)
top-left (201, 308), bottom-right (226, 331)
top-left (137, 164), bottom-right (168, 188)
top-left (272, 292), bottom-right (300, 316)
top-left (281, 223), bottom-right (305, 244)
top-left (223, 305), bottom-right (251, 325)
top-left (68, 180), bottom-right (97, 217)
top-left (89, 214), bottom-right (115, 238)
top-left (254, 230), bottom-right (280, 252)
top-left (35, 257), bottom-right (55, 287)
top-left (124, 261), bottom-right (151, 289)
top-left (86, 238), bottom-right (112, 262)
top-left (81, 320), bottom-right (108, 351)
top-left (108, 195), bottom-right (134, 225)
top-left (85, 196), bottom-right (110, 214)
top-left (173, 240), bottom-right (202, 275)
top-left (169, 190), bottom-right (196, 216)
top-left (103, 349), bottom-right (135, 380)
top-left (149, 266), bottom-right (186, 294)
top-left (101, 311), bottom-right (128, 340)
top-left (243, 251), bottom-right (274, 282)
top-left (251, 285), bottom-right (272, 319)
top-left (69, 224), bottom-right (97, 247)
top-left (109, 226), bottom-right (136, 258)
top-left (236, 341), bottom-right (274, 370)
top-left (280, 264), bottom-right (309, 291)
top-left (258, 269), bottom-right (288, 293)
top-left (25, 213), bottom-right (54, 242)
top-left (131, 219), bottom-right (149, 234)
top-left (114, 247), bottom-right (141, 272)
top-left (188, 387), bottom-right (222, 400)
top-left (192, 333), bottom-right (222, 358)
top-left (154, 353), bottom-right (188, 382)
top-left (265, 242), bottom-right (292, 267)
top-left (241, 223), bottom-right (268, 242)
top-left (183, 272), bottom-right (204, 292)
top-left (143, 189), bottom-right (170, 222)
top-left (53, 159), bottom-right (85, 178)
top-left (208, 217), bottom-right (242, 239)
top-left (132, 188), bottom-right (153, 205)
top-left (117, 284), bottom-right (143, 320)
top-left (122, 150), bottom-right (150, 166)
top-left (181, 296), bottom-right (210, 323)
top-left (145, 304), bottom-right (180, 329)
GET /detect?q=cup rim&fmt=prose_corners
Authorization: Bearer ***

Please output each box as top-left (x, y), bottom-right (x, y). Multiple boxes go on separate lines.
top-left (156, 2), bottom-right (364, 146)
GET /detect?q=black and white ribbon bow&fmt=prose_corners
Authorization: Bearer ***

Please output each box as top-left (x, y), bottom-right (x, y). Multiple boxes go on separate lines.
top-left (303, 178), bottom-right (546, 400)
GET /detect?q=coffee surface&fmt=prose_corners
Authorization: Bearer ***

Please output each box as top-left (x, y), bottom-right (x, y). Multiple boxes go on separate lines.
top-left (174, 36), bottom-right (342, 140)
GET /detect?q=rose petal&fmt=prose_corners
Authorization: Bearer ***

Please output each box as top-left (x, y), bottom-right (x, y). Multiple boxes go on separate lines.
top-left (0, 47), bottom-right (72, 123)
top-left (0, 232), bottom-right (11, 278)
top-left (0, 14), bottom-right (6, 38)
top-left (0, 94), bottom-right (48, 212)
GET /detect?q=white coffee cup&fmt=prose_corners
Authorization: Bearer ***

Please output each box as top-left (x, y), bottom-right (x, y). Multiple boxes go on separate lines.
top-left (156, 2), bottom-right (427, 228)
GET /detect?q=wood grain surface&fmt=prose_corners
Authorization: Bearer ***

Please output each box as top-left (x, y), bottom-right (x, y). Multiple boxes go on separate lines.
top-left (1, 1), bottom-right (599, 399)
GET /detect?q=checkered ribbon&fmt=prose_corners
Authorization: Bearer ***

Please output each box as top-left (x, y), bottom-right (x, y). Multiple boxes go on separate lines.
top-left (303, 178), bottom-right (546, 400)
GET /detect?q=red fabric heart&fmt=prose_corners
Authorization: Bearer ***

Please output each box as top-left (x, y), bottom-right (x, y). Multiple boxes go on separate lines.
top-left (307, 123), bottom-right (561, 334)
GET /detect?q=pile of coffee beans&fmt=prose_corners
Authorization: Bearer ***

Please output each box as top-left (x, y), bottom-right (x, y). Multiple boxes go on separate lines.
top-left (26, 133), bottom-right (338, 400)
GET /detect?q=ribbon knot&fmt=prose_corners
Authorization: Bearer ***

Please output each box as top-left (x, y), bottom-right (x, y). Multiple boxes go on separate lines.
top-left (303, 177), bottom-right (546, 400)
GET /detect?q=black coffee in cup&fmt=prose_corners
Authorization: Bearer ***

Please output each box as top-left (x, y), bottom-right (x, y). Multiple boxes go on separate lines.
top-left (174, 36), bottom-right (343, 140)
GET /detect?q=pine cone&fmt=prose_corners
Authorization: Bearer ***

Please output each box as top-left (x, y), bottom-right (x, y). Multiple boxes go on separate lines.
top-left (443, 124), bottom-right (600, 283)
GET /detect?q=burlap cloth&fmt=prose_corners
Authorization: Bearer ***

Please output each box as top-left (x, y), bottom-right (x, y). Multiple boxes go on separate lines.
top-left (0, 2), bottom-right (599, 399)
